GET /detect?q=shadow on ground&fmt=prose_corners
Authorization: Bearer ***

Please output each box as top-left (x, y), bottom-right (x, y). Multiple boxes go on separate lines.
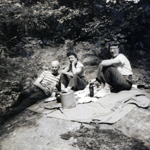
top-left (0, 110), bottom-right (41, 139)
top-left (61, 124), bottom-right (150, 150)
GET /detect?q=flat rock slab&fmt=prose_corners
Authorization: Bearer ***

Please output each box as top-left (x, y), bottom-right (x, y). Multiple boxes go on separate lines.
top-left (1, 101), bottom-right (150, 149)
top-left (0, 110), bottom-right (81, 150)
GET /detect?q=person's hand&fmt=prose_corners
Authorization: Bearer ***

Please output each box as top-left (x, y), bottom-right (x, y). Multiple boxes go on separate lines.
top-left (62, 70), bottom-right (67, 74)
top-left (71, 60), bottom-right (76, 66)
top-left (51, 83), bottom-right (57, 92)
top-left (70, 57), bottom-right (77, 65)
top-left (62, 70), bottom-right (65, 74)
top-left (43, 87), bottom-right (50, 96)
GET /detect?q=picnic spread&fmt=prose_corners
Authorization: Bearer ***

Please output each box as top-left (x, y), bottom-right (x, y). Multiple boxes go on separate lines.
top-left (28, 86), bottom-right (150, 124)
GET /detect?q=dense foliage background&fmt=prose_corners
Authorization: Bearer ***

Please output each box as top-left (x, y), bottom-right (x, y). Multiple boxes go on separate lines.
top-left (0, 0), bottom-right (150, 57)
top-left (0, 0), bottom-right (150, 108)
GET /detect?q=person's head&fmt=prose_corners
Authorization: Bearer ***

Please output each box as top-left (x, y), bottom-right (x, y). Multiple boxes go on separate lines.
top-left (109, 41), bottom-right (119, 58)
top-left (67, 52), bottom-right (78, 63)
top-left (51, 60), bottom-right (60, 75)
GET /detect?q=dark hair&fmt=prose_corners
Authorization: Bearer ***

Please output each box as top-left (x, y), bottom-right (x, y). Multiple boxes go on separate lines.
top-left (109, 41), bottom-right (119, 48)
top-left (109, 41), bottom-right (120, 49)
top-left (67, 52), bottom-right (78, 59)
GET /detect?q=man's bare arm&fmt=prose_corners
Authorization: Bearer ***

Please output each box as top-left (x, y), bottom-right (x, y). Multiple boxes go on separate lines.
top-left (71, 62), bottom-right (83, 75)
top-left (101, 58), bottom-right (121, 67)
top-left (33, 77), bottom-right (50, 95)
top-left (62, 65), bottom-right (74, 77)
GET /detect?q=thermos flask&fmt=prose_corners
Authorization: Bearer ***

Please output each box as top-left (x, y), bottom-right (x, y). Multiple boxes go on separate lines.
top-left (89, 82), bottom-right (94, 97)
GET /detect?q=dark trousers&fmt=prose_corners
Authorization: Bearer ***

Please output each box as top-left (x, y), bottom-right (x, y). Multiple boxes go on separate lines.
top-left (60, 74), bottom-right (87, 91)
top-left (96, 64), bottom-right (132, 91)
top-left (4, 86), bottom-right (48, 119)
top-left (17, 86), bottom-right (49, 103)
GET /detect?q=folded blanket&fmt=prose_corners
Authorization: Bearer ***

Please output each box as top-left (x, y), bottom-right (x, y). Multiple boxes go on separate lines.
top-left (46, 89), bottom-right (150, 124)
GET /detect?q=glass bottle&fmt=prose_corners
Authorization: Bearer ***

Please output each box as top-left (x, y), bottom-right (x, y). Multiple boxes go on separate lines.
top-left (89, 82), bottom-right (94, 97)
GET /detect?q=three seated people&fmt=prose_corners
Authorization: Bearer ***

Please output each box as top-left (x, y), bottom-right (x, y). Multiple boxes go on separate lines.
top-left (1, 42), bottom-right (133, 119)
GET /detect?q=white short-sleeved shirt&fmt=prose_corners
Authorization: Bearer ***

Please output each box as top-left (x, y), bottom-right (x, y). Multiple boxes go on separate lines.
top-left (113, 54), bottom-right (133, 75)
top-left (68, 61), bottom-right (86, 79)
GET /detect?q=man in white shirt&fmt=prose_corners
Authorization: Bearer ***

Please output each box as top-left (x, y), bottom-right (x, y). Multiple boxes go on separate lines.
top-left (94, 42), bottom-right (133, 97)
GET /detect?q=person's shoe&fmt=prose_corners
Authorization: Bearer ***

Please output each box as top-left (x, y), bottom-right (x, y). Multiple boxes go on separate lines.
top-left (0, 108), bottom-right (11, 121)
top-left (90, 79), bottom-right (102, 88)
top-left (96, 88), bottom-right (111, 98)
top-left (44, 97), bottom-right (56, 103)
top-left (90, 78), bottom-right (96, 83)
top-left (94, 81), bottom-right (101, 88)
top-left (61, 87), bottom-right (72, 93)
top-left (96, 83), bottom-right (111, 98)
top-left (1, 108), bottom-right (19, 120)
top-left (10, 99), bottom-right (22, 108)
top-left (61, 88), bottom-right (68, 93)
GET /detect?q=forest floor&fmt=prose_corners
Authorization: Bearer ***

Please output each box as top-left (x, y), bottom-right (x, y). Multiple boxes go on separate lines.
top-left (0, 45), bottom-right (150, 150)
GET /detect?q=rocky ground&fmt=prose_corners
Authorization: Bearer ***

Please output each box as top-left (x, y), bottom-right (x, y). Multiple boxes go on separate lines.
top-left (0, 79), bottom-right (150, 150)
top-left (0, 44), bottom-right (150, 150)
top-left (0, 106), bottom-right (150, 150)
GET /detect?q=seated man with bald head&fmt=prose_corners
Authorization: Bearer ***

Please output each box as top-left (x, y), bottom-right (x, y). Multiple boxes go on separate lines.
top-left (1, 60), bottom-right (60, 119)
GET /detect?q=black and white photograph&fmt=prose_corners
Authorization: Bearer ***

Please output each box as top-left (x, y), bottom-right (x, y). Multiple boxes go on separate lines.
top-left (0, 0), bottom-right (150, 149)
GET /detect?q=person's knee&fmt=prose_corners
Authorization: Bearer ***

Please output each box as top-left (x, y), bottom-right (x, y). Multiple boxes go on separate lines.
top-left (104, 66), bottom-right (116, 73)
top-left (19, 87), bottom-right (34, 99)
top-left (123, 83), bottom-right (132, 90)
top-left (72, 74), bottom-right (78, 79)
top-left (60, 73), bottom-right (66, 79)
top-left (98, 63), bottom-right (103, 70)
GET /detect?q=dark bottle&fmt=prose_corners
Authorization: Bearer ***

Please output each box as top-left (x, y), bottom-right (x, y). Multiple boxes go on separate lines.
top-left (89, 82), bottom-right (94, 97)
top-left (56, 92), bottom-right (61, 103)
